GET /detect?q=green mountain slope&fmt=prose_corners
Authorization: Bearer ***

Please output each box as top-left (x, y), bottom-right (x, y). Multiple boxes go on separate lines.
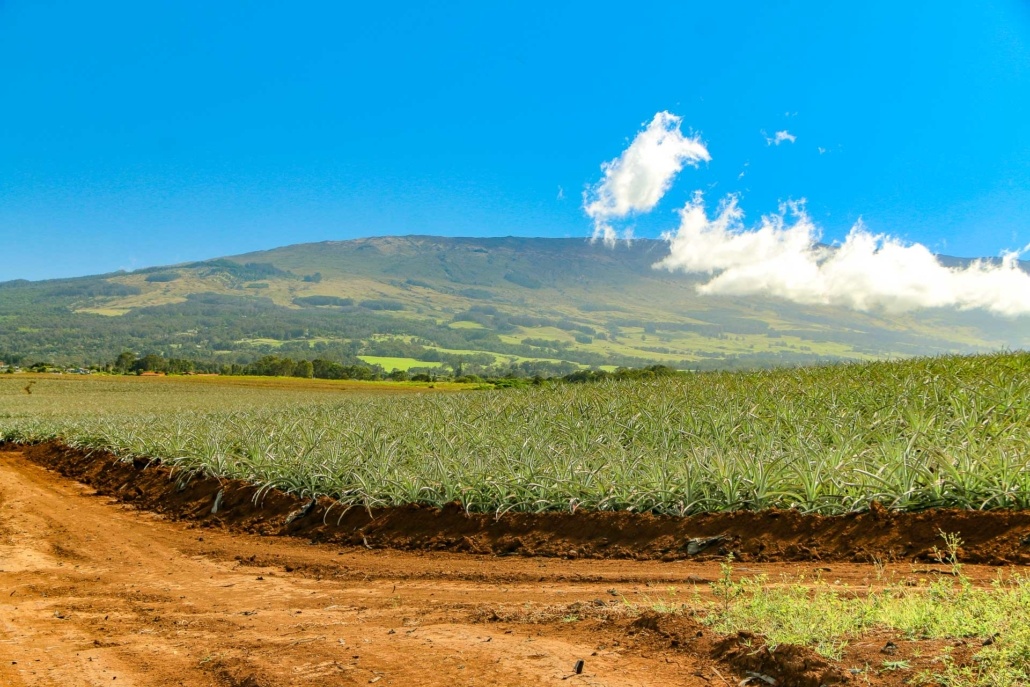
top-left (2, 235), bottom-right (1028, 371)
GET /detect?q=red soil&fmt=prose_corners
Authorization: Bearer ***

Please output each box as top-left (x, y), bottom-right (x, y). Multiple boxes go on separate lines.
top-left (0, 442), bottom-right (1022, 686)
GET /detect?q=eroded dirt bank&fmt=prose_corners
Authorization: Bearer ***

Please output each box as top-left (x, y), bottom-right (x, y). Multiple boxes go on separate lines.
top-left (2, 445), bottom-right (1029, 686)
top-left (13, 441), bottom-right (1030, 565)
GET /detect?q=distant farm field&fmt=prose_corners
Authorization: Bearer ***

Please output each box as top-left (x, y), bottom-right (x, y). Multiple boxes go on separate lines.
top-left (357, 355), bottom-right (445, 371)
top-left (2, 352), bottom-right (1029, 516)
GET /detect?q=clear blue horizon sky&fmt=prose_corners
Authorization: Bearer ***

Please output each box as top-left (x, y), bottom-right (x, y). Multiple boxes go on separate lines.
top-left (2, 1), bottom-right (1029, 281)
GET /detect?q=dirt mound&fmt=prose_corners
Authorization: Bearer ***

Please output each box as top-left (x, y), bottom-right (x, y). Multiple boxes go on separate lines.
top-left (715, 632), bottom-right (849, 687)
top-left (625, 613), bottom-right (848, 687)
top-left (14, 441), bottom-right (1030, 564)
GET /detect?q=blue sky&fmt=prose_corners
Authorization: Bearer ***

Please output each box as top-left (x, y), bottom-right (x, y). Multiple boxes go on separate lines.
top-left (2, 1), bottom-right (1029, 281)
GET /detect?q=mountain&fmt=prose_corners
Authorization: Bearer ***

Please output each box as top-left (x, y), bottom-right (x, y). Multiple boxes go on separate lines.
top-left (1, 235), bottom-right (1028, 372)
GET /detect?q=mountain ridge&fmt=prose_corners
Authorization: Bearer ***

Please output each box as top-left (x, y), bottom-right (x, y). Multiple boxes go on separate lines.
top-left (1, 235), bottom-right (1027, 372)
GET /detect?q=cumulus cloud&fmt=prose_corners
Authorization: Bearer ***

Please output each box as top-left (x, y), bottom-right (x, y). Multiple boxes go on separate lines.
top-left (655, 195), bottom-right (1030, 316)
top-left (764, 130), bottom-right (797, 146)
top-left (584, 112), bottom-right (710, 246)
top-left (585, 113), bottom-right (1029, 316)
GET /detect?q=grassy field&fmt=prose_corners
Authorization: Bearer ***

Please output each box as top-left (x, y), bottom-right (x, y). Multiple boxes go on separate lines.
top-left (357, 355), bottom-right (445, 371)
top-left (2, 351), bottom-right (1028, 515)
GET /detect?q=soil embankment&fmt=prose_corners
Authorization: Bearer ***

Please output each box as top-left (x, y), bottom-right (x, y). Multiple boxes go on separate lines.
top-left (14, 441), bottom-right (1030, 565)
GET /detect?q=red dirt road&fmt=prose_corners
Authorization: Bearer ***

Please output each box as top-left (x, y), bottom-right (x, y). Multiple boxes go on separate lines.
top-left (0, 448), bottom-right (734, 686)
top-left (0, 448), bottom-right (1020, 686)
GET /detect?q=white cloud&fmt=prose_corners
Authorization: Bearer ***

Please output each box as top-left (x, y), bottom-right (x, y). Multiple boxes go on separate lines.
top-left (584, 112), bottom-right (710, 246)
top-left (586, 114), bottom-right (1029, 317)
top-left (655, 195), bottom-right (1030, 316)
top-left (764, 130), bottom-right (797, 146)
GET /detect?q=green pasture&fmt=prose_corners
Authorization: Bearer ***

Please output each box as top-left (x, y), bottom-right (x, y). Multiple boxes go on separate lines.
top-left (358, 355), bottom-right (444, 371)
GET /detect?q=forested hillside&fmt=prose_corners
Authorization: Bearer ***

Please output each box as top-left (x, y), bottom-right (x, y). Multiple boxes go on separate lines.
top-left (2, 236), bottom-right (1027, 374)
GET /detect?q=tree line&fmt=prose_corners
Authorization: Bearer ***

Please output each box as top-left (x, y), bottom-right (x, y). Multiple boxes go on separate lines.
top-left (92, 352), bottom-right (689, 385)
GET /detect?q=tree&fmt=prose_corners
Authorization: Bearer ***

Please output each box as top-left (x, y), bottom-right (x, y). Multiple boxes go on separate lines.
top-left (114, 351), bottom-right (135, 373)
top-left (293, 359), bottom-right (314, 378)
top-left (132, 354), bottom-right (165, 373)
top-left (166, 358), bottom-right (195, 374)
